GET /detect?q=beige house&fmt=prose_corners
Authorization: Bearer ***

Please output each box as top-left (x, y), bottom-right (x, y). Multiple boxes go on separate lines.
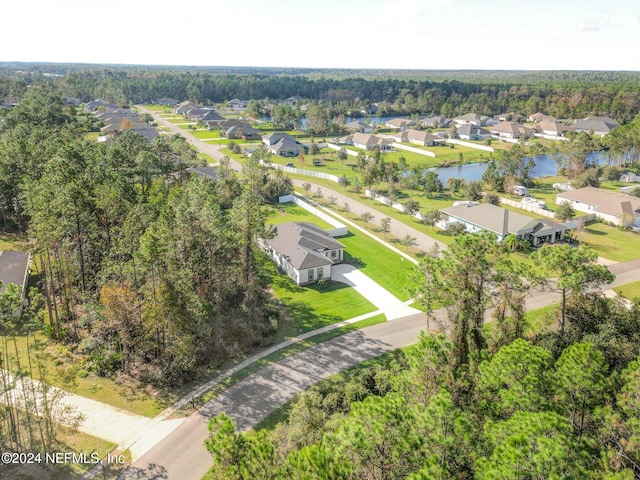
top-left (556, 187), bottom-right (640, 227)
top-left (489, 121), bottom-right (535, 139)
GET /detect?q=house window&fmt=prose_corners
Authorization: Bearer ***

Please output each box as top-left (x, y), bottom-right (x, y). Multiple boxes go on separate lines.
top-left (317, 268), bottom-right (323, 279)
top-left (308, 269), bottom-right (314, 281)
top-left (331, 250), bottom-right (337, 259)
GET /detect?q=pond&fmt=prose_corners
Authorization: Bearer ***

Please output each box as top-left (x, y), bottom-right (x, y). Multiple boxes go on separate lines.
top-left (429, 151), bottom-right (609, 183)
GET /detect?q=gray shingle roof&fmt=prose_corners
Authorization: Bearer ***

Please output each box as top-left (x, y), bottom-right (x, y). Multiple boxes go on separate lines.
top-left (267, 223), bottom-right (343, 270)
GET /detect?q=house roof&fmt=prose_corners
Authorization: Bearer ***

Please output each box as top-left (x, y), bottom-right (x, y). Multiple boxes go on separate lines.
top-left (345, 120), bottom-right (371, 129)
top-left (456, 124), bottom-right (490, 136)
top-left (267, 222), bottom-right (344, 270)
top-left (454, 113), bottom-right (489, 123)
top-left (405, 129), bottom-right (439, 142)
top-left (200, 110), bottom-right (225, 122)
top-left (188, 166), bottom-right (218, 181)
top-left (557, 187), bottom-right (640, 219)
top-left (571, 116), bottom-right (620, 134)
top-left (386, 118), bottom-right (415, 128)
top-left (537, 120), bottom-right (571, 134)
top-left (271, 137), bottom-right (302, 153)
top-left (0, 251), bottom-right (30, 294)
top-left (441, 203), bottom-right (549, 237)
top-left (85, 99), bottom-right (117, 111)
top-left (225, 125), bottom-right (260, 136)
top-left (489, 121), bottom-right (534, 135)
top-left (263, 132), bottom-right (298, 145)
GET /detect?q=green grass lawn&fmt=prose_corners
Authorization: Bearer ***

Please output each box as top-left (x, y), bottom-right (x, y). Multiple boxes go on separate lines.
top-left (614, 280), bottom-right (640, 300)
top-left (581, 222), bottom-right (640, 263)
top-left (142, 104), bottom-right (174, 113)
top-left (337, 231), bottom-right (415, 301)
top-left (266, 203), bottom-right (333, 229)
top-left (191, 129), bottom-right (221, 139)
top-left (272, 274), bottom-right (376, 336)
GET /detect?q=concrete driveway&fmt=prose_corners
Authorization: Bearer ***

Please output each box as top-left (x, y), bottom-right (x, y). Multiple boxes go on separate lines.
top-left (332, 264), bottom-right (420, 320)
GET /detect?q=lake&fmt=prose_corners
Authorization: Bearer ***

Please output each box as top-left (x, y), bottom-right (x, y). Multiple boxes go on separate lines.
top-left (429, 151), bottom-right (609, 183)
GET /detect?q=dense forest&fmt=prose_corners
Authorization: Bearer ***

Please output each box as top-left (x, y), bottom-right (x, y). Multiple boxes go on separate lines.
top-left (3, 65), bottom-right (640, 122)
top-left (0, 86), bottom-right (279, 389)
top-left (204, 235), bottom-right (640, 480)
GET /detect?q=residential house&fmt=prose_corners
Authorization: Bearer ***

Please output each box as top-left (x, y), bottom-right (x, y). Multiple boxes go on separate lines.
top-left (489, 121), bottom-right (535, 139)
top-left (263, 133), bottom-right (303, 156)
top-left (571, 116), bottom-right (620, 137)
top-left (345, 133), bottom-right (393, 151)
top-left (453, 113), bottom-right (493, 126)
top-left (394, 129), bottom-right (442, 146)
top-left (385, 118), bottom-right (416, 130)
top-left (345, 121), bottom-right (374, 133)
top-left (528, 112), bottom-right (556, 123)
top-left (455, 124), bottom-right (491, 140)
top-left (284, 95), bottom-right (302, 106)
top-left (224, 125), bottom-right (261, 140)
top-left (421, 116), bottom-right (451, 128)
top-left (175, 101), bottom-right (197, 115)
top-left (199, 110), bottom-right (225, 123)
top-left (157, 97), bottom-right (179, 106)
top-left (496, 112), bottom-right (524, 122)
top-left (556, 187), bottom-right (640, 227)
top-left (206, 118), bottom-right (248, 130)
top-left (537, 120), bottom-right (571, 137)
top-left (2, 96), bottom-right (19, 108)
top-left (131, 125), bottom-right (159, 141)
top-left (226, 98), bottom-right (249, 110)
top-left (185, 108), bottom-right (218, 120)
top-left (0, 250), bottom-right (31, 299)
top-left (265, 222), bottom-right (344, 286)
top-left (85, 99), bottom-right (117, 111)
top-left (438, 203), bottom-right (567, 245)
top-left (620, 172), bottom-right (640, 183)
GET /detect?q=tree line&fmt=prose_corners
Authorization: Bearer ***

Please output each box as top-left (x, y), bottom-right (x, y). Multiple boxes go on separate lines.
top-left (3, 67), bottom-right (640, 122)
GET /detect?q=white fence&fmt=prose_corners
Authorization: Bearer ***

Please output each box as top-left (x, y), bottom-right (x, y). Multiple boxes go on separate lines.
top-left (391, 143), bottom-right (437, 158)
top-left (278, 194), bottom-right (348, 237)
top-left (364, 190), bottom-right (426, 221)
top-left (260, 160), bottom-right (340, 183)
top-left (445, 139), bottom-right (495, 152)
top-left (499, 197), bottom-right (556, 218)
top-left (325, 143), bottom-right (359, 157)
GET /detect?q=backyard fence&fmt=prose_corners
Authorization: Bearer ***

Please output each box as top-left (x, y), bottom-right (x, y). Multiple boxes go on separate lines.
top-left (499, 197), bottom-right (556, 218)
top-left (278, 194), bottom-right (348, 237)
top-left (391, 143), bottom-right (437, 157)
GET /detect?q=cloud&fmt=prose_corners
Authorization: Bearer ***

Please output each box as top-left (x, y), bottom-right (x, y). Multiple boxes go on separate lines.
top-left (577, 18), bottom-right (607, 32)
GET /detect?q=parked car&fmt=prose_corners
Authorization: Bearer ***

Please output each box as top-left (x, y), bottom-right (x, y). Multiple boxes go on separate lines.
top-left (285, 163), bottom-right (295, 167)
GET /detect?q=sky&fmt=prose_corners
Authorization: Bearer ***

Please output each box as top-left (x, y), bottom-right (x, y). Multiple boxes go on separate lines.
top-left (2, 0), bottom-right (639, 71)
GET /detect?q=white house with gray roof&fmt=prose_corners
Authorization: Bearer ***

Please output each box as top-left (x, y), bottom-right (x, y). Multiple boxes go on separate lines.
top-left (265, 222), bottom-right (345, 285)
top-left (438, 203), bottom-right (567, 245)
top-left (556, 187), bottom-right (640, 227)
top-left (571, 116), bottom-right (620, 137)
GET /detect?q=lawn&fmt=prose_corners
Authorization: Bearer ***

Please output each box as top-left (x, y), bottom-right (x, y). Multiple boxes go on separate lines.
top-left (581, 222), bottom-right (640, 263)
top-left (0, 232), bottom-right (31, 251)
top-left (337, 231), bottom-right (415, 301)
top-left (614, 280), bottom-right (640, 300)
top-left (266, 203), bottom-right (334, 230)
top-left (272, 273), bottom-right (376, 336)
top-left (191, 129), bottom-right (221, 139)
